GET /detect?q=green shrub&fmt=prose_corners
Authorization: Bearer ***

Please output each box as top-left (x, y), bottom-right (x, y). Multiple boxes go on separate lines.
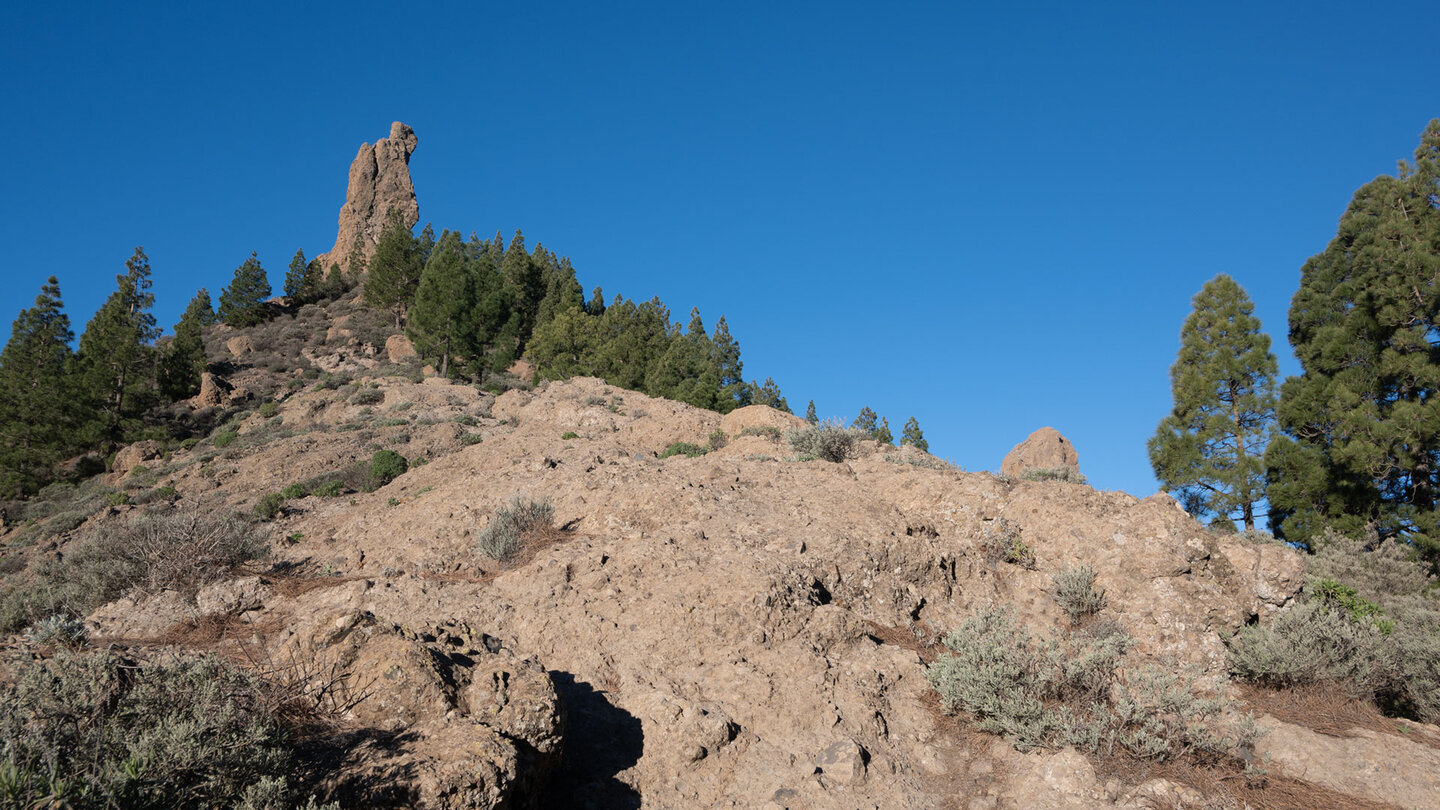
top-left (312, 481), bottom-right (344, 498)
top-left (477, 495), bottom-right (555, 560)
top-left (1052, 565), bottom-right (1106, 623)
top-left (212, 431), bottom-right (239, 448)
top-left (737, 425), bottom-right (782, 441)
top-left (105, 492), bottom-right (131, 507)
top-left (561, 431), bottom-right (579, 440)
top-left (257, 401), bottom-right (280, 419)
top-left (1021, 466), bottom-right (1088, 484)
top-left (280, 483), bottom-right (309, 500)
top-left (659, 442), bottom-right (707, 459)
top-left (350, 388), bottom-right (384, 406)
top-left (256, 492), bottom-right (287, 520)
top-left (152, 485), bottom-right (178, 501)
top-left (0, 650), bottom-right (326, 809)
top-left (460, 433), bottom-right (483, 446)
top-left (927, 605), bottom-right (1247, 760)
top-left (785, 420), bottom-right (865, 463)
top-left (179, 437), bottom-right (200, 451)
top-left (368, 450), bottom-right (408, 488)
top-left (708, 428), bottom-right (728, 451)
top-left (454, 414), bottom-right (479, 427)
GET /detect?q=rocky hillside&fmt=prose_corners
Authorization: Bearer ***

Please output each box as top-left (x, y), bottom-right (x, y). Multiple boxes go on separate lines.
top-left (4, 300), bottom-right (1439, 809)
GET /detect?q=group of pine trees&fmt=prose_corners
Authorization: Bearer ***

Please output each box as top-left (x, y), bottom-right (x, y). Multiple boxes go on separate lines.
top-left (1150, 119), bottom-right (1440, 570)
top-left (0, 250), bottom-right (216, 497)
top-left (0, 208), bottom-right (807, 496)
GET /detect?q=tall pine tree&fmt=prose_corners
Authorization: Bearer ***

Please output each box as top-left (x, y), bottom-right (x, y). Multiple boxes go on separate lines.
top-left (0, 277), bottom-right (77, 496)
top-left (408, 230), bottom-right (478, 378)
top-left (283, 248), bottom-right (315, 305)
top-left (218, 252), bottom-right (271, 327)
top-left (1267, 120), bottom-right (1440, 561)
top-left (901, 417), bottom-right (928, 451)
top-left (76, 247), bottom-right (161, 447)
top-left (364, 210), bottom-right (423, 327)
top-left (160, 288), bottom-right (213, 400)
top-left (1149, 275), bottom-right (1277, 530)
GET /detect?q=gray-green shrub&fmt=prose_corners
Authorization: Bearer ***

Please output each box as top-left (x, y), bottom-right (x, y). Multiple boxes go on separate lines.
top-left (927, 605), bottom-right (1248, 759)
top-left (784, 420), bottom-right (865, 463)
top-left (477, 495), bottom-right (555, 560)
top-left (0, 650), bottom-right (333, 809)
top-left (1052, 565), bottom-right (1106, 623)
top-left (0, 508), bottom-right (268, 632)
top-left (1227, 528), bottom-right (1440, 721)
top-left (1022, 466), bottom-right (1088, 484)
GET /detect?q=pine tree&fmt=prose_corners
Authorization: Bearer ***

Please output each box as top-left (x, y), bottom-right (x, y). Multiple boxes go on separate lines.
top-left (901, 417), bottom-right (928, 451)
top-left (283, 248), bottom-right (311, 304)
top-left (218, 252), bottom-right (272, 328)
top-left (408, 230), bottom-right (478, 378)
top-left (530, 308), bottom-right (598, 381)
top-left (874, 417), bottom-right (894, 445)
top-left (805, 400), bottom-right (818, 425)
top-left (586, 286), bottom-right (607, 316)
top-left (76, 247), bottom-right (162, 445)
top-left (710, 316), bottom-right (745, 413)
top-left (322, 262), bottom-right (347, 300)
top-left (364, 210), bottom-right (422, 327)
top-left (1267, 119), bottom-right (1440, 559)
top-left (160, 288), bottom-right (212, 400)
top-left (346, 233), bottom-right (368, 280)
top-left (647, 308), bottom-right (721, 410)
top-left (853, 407), bottom-right (879, 434)
top-left (0, 277), bottom-right (77, 496)
top-left (749, 377), bottom-right (790, 413)
top-left (1149, 275), bottom-right (1278, 531)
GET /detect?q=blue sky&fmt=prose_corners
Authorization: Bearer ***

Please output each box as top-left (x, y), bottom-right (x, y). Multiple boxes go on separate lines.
top-left (1, 2), bottom-right (1435, 501)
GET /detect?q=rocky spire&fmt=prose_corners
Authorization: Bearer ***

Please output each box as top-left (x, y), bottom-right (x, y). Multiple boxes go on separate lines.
top-left (316, 122), bottom-right (419, 274)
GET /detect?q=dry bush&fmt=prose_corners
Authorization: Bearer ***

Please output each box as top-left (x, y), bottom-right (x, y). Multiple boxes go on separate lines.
top-left (1022, 466), bottom-right (1088, 484)
top-left (785, 420), bottom-right (865, 462)
top-left (119, 507), bottom-right (269, 596)
top-left (477, 495), bottom-right (555, 560)
top-left (927, 605), bottom-right (1253, 761)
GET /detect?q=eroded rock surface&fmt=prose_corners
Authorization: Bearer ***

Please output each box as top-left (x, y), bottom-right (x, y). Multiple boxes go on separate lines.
top-left (61, 374), bottom-right (1434, 809)
top-left (1002, 426), bottom-right (1080, 478)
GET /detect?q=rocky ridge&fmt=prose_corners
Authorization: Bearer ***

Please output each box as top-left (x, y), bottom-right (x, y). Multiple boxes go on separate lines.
top-left (29, 336), bottom-right (1436, 809)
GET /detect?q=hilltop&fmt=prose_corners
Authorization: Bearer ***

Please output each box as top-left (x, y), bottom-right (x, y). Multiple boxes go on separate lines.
top-left (3, 293), bottom-right (1439, 808)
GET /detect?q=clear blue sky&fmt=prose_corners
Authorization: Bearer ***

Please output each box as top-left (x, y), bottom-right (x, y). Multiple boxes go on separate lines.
top-left (2, 2), bottom-right (1435, 499)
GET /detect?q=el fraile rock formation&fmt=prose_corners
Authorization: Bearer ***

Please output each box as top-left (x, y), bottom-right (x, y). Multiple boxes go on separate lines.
top-left (315, 121), bottom-right (420, 273)
top-left (7, 124), bottom-right (1440, 810)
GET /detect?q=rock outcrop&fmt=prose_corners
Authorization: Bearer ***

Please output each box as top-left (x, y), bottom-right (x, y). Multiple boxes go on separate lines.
top-left (1002, 425), bottom-right (1080, 478)
top-left (316, 122), bottom-right (420, 274)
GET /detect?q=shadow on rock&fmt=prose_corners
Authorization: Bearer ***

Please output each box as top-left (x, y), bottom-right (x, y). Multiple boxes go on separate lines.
top-left (547, 671), bottom-right (643, 809)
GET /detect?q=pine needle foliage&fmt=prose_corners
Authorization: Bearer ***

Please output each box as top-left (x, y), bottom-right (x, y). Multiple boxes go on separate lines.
top-left (1149, 274), bottom-right (1277, 530)
top-left (1266, 120), bottom-right (1440, 563)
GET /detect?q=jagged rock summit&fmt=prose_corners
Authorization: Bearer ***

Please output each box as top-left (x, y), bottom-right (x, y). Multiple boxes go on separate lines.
top-left (1002, 425), bottom-right (1080, 478)
top-left (316, 121), bottom-right (420, 274)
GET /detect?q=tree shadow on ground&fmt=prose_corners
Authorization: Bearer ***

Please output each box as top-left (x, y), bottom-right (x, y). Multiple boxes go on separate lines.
top-left (546, 670), bottom-right (643, 809)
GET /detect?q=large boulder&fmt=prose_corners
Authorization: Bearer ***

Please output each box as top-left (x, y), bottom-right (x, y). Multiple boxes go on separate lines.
top-left (1002, 426), bottom-right (1080, 478)
top-left (316, 122), bottom-right (420, 274)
